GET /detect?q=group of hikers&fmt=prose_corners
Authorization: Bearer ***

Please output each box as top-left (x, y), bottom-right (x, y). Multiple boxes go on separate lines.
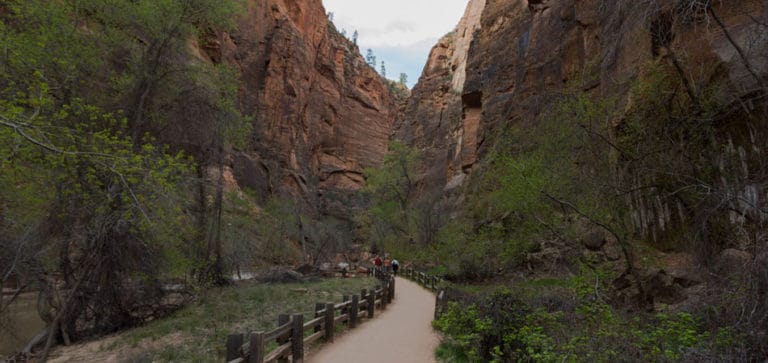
top-left (373, 255), bottom-right (399, 275)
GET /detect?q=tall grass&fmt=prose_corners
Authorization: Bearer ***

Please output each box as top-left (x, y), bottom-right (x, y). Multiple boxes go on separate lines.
top-left (105, 277), bottom-right (378, 361)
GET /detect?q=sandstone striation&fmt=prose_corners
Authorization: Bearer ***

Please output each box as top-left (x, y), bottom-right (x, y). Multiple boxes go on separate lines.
top-left (220, 0), bottom-right (400, 219)
top-left (392, 0), bottom-right (486, 217)
top-left (396, 0), bottom-right (767, 223)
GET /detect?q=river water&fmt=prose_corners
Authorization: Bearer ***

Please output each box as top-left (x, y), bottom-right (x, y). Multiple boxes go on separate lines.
top-left (0, 293), bottom-right (46, 357)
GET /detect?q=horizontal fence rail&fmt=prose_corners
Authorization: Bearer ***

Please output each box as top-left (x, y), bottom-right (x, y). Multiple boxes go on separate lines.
top-left (401, 267), bottom-right (442, 291)
top-left (225, 269), bottom-right (395, 363)
top-left (400, 267), bottom-right (446, 319)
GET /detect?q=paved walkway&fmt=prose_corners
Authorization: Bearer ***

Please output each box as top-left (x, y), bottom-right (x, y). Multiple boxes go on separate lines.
top-left (310, 277), bottom-right (439, 363)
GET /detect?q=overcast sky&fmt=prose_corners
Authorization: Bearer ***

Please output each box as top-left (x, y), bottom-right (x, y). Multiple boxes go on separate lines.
top-left (322, 0), bottom-right (470, 88)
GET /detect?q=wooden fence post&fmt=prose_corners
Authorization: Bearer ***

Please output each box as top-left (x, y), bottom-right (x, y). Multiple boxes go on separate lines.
top-left (278, 314), bottom-right (290, 363)
top-left (367, 288), bottom-right (375, 318)
top-left (291, 314), bottom-right (304, 363)
top-left (435, 290), bottom-right (444, 319)
top-left (324, 302), bottom-right (335, 342)
top-left (350, 295), bottom-right (359, 328)
top-left (381, 283), bottom-right (388, 310)
top-left (360, 289), bottom-right (367, 316)
top-left (226, 333), bottom-right (243, 362)
top-left (342, 295), bottom-right (349, 324)
top-left (314, 303), bottom-right (324, 333)
top-left (389, 277), bottom-right (395, 301)
top-left (249, 332), bottom-right (264, 363)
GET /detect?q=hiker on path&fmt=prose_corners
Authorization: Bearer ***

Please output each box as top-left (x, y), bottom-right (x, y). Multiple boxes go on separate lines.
top-left (392, 259), bottom-right (399, 275)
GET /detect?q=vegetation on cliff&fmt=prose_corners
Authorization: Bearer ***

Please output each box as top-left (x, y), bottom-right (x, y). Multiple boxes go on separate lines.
top-left (0, 0), bottom-right (287, 357)
top-left (364, 1), bottom-right (768, 360)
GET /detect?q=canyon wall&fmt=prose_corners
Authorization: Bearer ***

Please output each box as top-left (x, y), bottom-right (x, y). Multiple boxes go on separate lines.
top-left (221, 0), bottom-right (400, 219)
top-left (396, 0), bottom-right (768, 226)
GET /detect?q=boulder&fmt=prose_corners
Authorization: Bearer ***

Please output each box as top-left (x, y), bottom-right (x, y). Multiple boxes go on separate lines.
top-left (645, 269), bottom-right (683, 304)
top-left (260, 269), bottom-right (305, 284)
top-left (294, 264), bottom-right (314, 275)
top-left (714, 248), bottom-right (752, 275)
top-left (581, 231), bottom-right (607, 251)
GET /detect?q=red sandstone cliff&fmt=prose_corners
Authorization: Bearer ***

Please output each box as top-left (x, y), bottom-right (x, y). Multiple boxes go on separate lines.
top-left (396, 0), bottom-right (767, 220)
top-left (392, 0), bottom-right (486, 214)
top-left (221, 0), bottom-right (399, 218)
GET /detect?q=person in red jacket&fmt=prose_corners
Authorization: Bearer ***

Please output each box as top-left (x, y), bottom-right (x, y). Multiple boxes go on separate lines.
top-left (374, 256), bottom-right (382, 268)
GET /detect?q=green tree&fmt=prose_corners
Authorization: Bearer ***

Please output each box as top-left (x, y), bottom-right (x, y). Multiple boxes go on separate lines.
top-left (363, 141), bottom-right (419, 252)
top-left (399, 73), bottom-right (408, 85)
top-left (0, 0), bottom-right (247, 354)
top-left (365, 48), bottom-right (377, 68)
top-left (78, 0), bottom-right (249, 284)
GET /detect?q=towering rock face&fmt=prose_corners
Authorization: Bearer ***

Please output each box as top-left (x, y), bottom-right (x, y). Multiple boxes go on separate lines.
top-left (397, 0), bottom-right (767, 221)
top-left (222, 0), bottom-right (399, 218)
top-left (393, 0), bottom-right (486, 209)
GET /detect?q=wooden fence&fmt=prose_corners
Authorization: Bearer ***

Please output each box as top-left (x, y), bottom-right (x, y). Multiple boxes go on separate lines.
top-left (400, 267), bottom-right (447, 319)
top-left (401, 267), bottom-right (442, 291)
top-left (225, 271), bottom-right (395, 363)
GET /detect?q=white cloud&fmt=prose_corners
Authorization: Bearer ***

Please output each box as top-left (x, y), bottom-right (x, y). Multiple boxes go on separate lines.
top-left (323, 0), bottom-right (470, 87)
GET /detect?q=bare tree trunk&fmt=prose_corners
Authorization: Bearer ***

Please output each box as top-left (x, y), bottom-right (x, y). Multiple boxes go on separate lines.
top-left (665, 47), bottom-right (701, 109)
top-left (196, 164), bottom-right (208, 263)
top-left (212, 161), bottom-right (225, 282)
top-left (38, 265), bottom-right (89, 362)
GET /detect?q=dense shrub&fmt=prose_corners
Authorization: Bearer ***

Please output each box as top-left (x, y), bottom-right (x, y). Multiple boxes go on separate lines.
top-left (434, 283), bottom-right (731, 362)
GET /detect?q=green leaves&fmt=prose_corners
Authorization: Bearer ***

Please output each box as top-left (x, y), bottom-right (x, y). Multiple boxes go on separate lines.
top-left (433, 302), bottom-right (492, 362)
top-left (362, 141), bottom-right (420, 251)
top-left (0, 0), bottom-right (245, 282)
top-left (636, 312), bottom-right (709, 361)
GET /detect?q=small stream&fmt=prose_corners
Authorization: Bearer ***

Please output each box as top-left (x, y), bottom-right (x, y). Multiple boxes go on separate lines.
top-left (1, 293), bottom-right (46, 357)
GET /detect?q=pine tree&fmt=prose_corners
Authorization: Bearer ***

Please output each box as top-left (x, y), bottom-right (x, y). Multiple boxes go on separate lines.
top-left (381, 61), bottom-right (387, 77)
top-left (366, 49), bottom-right (376, 68)
top-left (353, 30), bottom-right (358, 45)
top-left (399, 73), bottom-right (408, 85)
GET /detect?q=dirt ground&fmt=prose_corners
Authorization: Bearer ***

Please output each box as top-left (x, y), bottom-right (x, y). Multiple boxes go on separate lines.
top-left (309, 277), bottom-right (439, 363)
top-left (46, 332), bottom-right (190, 363)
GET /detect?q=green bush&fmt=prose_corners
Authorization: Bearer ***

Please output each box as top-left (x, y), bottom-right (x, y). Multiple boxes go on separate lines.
top-left (433, 302), bottom-right (492, 362)
top-left (433, 278), bottom-right (725, 362)
top-left (634, 312), bottom-right (708, 361)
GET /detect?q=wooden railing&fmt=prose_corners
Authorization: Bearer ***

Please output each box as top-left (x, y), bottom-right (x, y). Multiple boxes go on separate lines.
top-left (225, 272), bottom-right (395, 363)
top-left (400, 267), bottom-right (447, 319)
top-left (367, 266), bottom-right (393, 280)
top-left (401, 267), bottom-right (442, 291)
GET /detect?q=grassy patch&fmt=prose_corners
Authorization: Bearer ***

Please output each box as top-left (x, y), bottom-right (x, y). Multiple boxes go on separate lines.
top-left (112, 277), bottom-right (378, 361)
